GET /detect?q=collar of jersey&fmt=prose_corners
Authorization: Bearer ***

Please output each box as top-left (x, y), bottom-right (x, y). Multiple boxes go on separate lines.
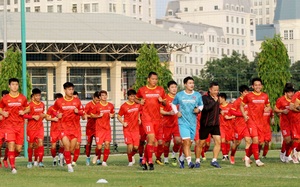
top-left (9, 93), bottom-right (20, 98)
top-left (146, 85), bottom-right (157, 90)
top-left (63, 96), bottom-right (74, 101)
top-left (252, 91), bottom-right (262, 96)
top-left (168, 93), bottom-right (175, 98)
top-left (126, 101), bottom-right (135, 105)
top-left (100, 101), bottom-right (108, 106)
top-left (285, 95), bottom-right (291, 102)
top-left (32, 100), bottom-right (41, 105)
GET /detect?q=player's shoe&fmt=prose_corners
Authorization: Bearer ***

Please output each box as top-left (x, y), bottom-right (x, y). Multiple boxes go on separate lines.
top-left (179, 159), bottom-right (184, 169)
top-left (155, 159), bottom-right (164, 166)
top-left (132, 156), bottom-right (135, 165)
top-left (149, 163), bottom-right (154, 170)
top-left (141, 163), bottom-right (148, 170)
top-left (128, 162), bottom-right (133, 166)
top-left (188, 162), bottom-right (195, 169)
top-left (92, 155), bottom-right (98, 164)
top-left (33, 161), bottom-right (38, 167)
top-left (139, 158), bottom-right (143, 166)
top-left (284, 156), bottom-right (290, 163)
top-left (292, 154), bottom-right (299, 164)
top-left (27, 162), bottom-right (33, 168)
top-left (39, 162), bottom-right (45, 168)
top-left (244, 156), bottom-right (251, 167)
top-left (96, 159), bottom-right (102, 165)
top-left (86, 157), bottom-right (91, 166)
top-left (102, 162), bottom-right (108, 166)
top-left (202, 157), bottom-right (207, 161)
top-left (11, 168), bottom-right (17, 174)
top-left (71, 161), bottom-right (77, 167)
top-left (280, 151), bottom-right (285, 162)
top-left (59, 153), bottom-right (64, 166)
top-left (255, 160), bottom-right (264, 167)
top-left (171, 157), bottom-right (177, 166)
top-left (262, 156), bottom-right (267, 159)
top-left (230, 156), bottom-right (235, 164)
top-left (53, 158), bottom-right (57, 166)
top-left (195, 162), bottom-right (200, 168)
top-left (222, 156), bottom-right (229, 161)
top-left (67, 164), bottom-right (74, 173)
top-left (3, 160), bottom-right (9, 168)
top-left (211, 161), bottom-right (221, 168)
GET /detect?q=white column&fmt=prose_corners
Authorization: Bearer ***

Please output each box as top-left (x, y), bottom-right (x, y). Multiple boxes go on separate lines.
top-left (55, 61), bottom-right (68, 95)
top-left (110, 61), bottom-right (122, 108)
top-left (47, 68), bottom-right (54, 100)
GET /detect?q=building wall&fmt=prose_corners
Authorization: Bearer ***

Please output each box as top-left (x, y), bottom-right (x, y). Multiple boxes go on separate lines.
top-left (251, 0), bottom-right (276, 25)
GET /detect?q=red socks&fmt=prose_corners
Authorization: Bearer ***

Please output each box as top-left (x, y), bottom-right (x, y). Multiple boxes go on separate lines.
top-left (103, 149), bottom-right (110, 162)
top-left (252, 143), bottom-right (259, 160)
top-left (231, 148), bottom-right (237, 157)
top-left (221, 143), bottom-right (227, 155)
top-left (73, 148), bottom-right (80, 162)
top-left (59, 147), bottom-right (64, 154)
top-left (28, 148), bottom-right (33, 162)
top-left (246, 144), bottom-right (253, 157)
top-left (172, 143), bottom-right (180, 153)
top-left (64, 151), bottom-right (71, 164)
top-left (164, 145), bottom-right (170, 158)
top-left (96, 148), bottom-right (102, 160)
top-left (281, 141), bottom-right (286, 153)
top-left (155, 145), bottom-right (163, 160)
top-left (3, 147), bottom-right (8, 160)
top-left (263, 144), bottom-right (269, 157)
top-left (51, 148), bottom-right (56, 158)
top-left (85, 144), bottom-right (91, 157)
top-left (8, 151), bottom-right (15, 168)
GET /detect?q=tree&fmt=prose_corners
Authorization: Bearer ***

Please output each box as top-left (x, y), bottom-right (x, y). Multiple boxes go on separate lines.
top-left (257, 35), bottom-right (291, 107)
top-left (290, 60), bottom-right (300, 90)
top-left (134, 44), bottom-right (173, 90)
top-left (0, 48), bottom-right (32, 98)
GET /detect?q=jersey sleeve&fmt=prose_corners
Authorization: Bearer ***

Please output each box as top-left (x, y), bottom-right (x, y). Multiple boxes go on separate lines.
top-left (172, 94), bottom-right (179, 105)
top-left (136, 88), bottom-right (142, 99)
top-left (197, 93), bottom-right (203, 107)
top-left (0, 98), bottom-right (4, 110)
top-left (275, 97), bottom-right (282, 109)
top-left (118, 104), bottom-right (125, 117)
top-left (110, 103), bottom-right (115, 114)
top-left (265, 94), bottom-right (270, 106)
top-left (241, 94), bottom-right (249, 105)
top-left (52, 99), bottom-right (60, 111)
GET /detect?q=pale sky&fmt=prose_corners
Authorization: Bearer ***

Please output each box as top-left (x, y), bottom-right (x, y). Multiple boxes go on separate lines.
top-left (156, 0), bottom-right (172, 18)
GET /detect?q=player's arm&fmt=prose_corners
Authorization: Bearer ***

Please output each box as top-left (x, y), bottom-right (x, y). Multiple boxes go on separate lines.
top-left (202, 96), bottom-right (217, 111)
top-left (240, 102), bottom-right (248, 121)
top-left (194, 94), bottom-right (204, 113)
top-left (160, 107), bottom-right (174, 116)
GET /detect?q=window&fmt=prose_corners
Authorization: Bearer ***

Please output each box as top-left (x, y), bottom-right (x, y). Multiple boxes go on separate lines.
top-left (195, 57), bottom-right (198, 64)
top-left (259, 18), bottom-right (262, 24)
top-left (214, 6), bottom-right (218, 10)
top-left (266, 8), bottom-right (269, 15)
top-left (14, 8), bottom-right (18, 12)
top-left (123, 4), bottom-right (126, 13)
top-left (236, 17), bottom-right (239, 23)
top-left (232, 38), bottom-right (234, 45)
top-left (14, 0), bottom-right (18, 4)
top-left (259, 0), bottom-right (262, 5)
top-left (231, 16), bottom-right (234, 22)
top-left (284, 30), bottom-right (288, 39)
top-left (133, 5), bottom-right (136, 13)
top-left (26, 0), bottom-right (30, 3)
top-left (241, 7), bottom-right (244, 12)
top-left (34, 0), bottom-right (39, 2)
top-left (226, 4), bottom-right (229, 10)
top-left (227, 38), bottom-right (229, 44)
top-left (34, 6), bottom-right (40, 12)
top-left (199, 7), bottom-right (203, 11)
top-left (241, 18), bottom-right (244, 24)
top-left (259, 8), bottom-right (262, 15)
top-left (92, 3), bottom-right (98, 12)
top-left (57, 5), bottom-right (62, 13)
top-left (149, 8), bottom-right (151, 17)
top-left (72, 4), bottom-right (77, 13)
top-left (26, 7), bottom-right (30, 12)
top-left (254, 9), bottom-right (257, 14)
top-left (47, 5), bottom-right (53, 12)
top-left (227, 49), bottom-right (230, 55)
top-left (231, 27), bottom-right (234, 34)
top-left (201, 58), bottom-right (203, 64)
top-left (242, 39), bottom-right (244, 46)
top-left (289, 30), bottom-right (294, 39)
top-left (190, 57), bottom-right (193, 64)
top-left (139, 6), bottom-right (142, 14)
top-left (266, 0), bottom-right (269, 5)
top-left (184, 7), bottom-right (188, 12)
top-left (113, 4), bottom-right (116, 12)
top-left (237, 39), bottom-right (240, 45)
top-left (250, 19), bottom-right (254, 25)
top-left (84, 4), bottom-right (91, 12)
top-left (237, 28), bottom-right (239, 34)
top-left (254, 0), bottom-right (257, 6)
top-left (290, 56), bottom-right (295, 64)
top-left (226, 16), bottom-right (229, 22)
top-left (250, 30), bottom-right (254, 36)
top-left (290, 44), bottom-right (294, 52)
top-left (266, 18), bottom-right (270, 24)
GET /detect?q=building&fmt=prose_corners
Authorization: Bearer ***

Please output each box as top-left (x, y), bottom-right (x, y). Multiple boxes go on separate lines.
top-left (251, 0), bottom-right (277, 25)
top-left (163, 0), bottom-right (257, 61)
top-left (0, 12), bottom-right (196, 107)
top-left (0, 0), bottom-right (156, 24)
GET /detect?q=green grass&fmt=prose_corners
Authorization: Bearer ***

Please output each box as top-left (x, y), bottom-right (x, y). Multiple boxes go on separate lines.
top-left (1, 150), bottom-right (300, 187)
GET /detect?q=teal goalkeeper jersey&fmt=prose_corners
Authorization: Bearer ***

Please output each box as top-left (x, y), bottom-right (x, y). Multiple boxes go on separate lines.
top-left (172, 90), bottom-right (203, 127)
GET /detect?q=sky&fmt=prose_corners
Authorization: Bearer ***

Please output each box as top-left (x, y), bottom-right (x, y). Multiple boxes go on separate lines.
top-left (156, 0), bottom-right (172, 18)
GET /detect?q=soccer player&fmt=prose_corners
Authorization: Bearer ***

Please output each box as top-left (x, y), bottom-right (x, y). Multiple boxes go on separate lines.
top-left (46, 93), bottom-right (64, 166)
top-left (229, 85), bottom-right (251, 165)
top-left (117, 89), bottom-right (141, 166)
top-left (0, 90), bottom-right (9, 168)
top-left (93, 90), bottom-right (115, 166)
top-left (52, 82), bottom-right (84, 172)
top-left (241, 78), bottom-right (271, 167)
top-left (197, 82), bottom-right (222, 168)
top-left (83, 91), bottom-right (100, 166)
top-left (0, 78), bottom-right (29, 174)
top-left (135, 72), bottom-right (166, 170)
top-left (172, 76), bottom-right (203, 169)
top-left (160, 80), bottom-right (182, 165)
top-left (218, 93), bottom-right (235, 161)
top-left (275, 84), bottom-right (294, 163)
top-left (25, 88), bottom-right (46, 168)
top-left (260, 109), bottom-right (274, 158)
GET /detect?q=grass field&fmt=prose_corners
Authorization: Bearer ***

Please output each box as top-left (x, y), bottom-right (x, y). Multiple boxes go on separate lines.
top-left (1, 150), bottom-right (300, 187)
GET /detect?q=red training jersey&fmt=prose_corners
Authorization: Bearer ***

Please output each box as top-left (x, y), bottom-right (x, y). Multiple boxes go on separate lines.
top-left (118, 101), bottom-right (141, 132)
top-left (161, 93), bottom-right (178, 128)
top-left (275, 95), bottom-right (291, 128)
top-left (220, 103), bottom-right (234, 127)
top-left (84, 100), bottom-right (98, 132)
top-left (136, 85), bottom-right (165, 122)
top-left (27, 101), bottom-right (45, 130)
top-left (290, 91), bottom-right (300, 125)
top-left (47, 105), bottom-right (61, 132)
top-left (94, 102), bottom-right (115, 131)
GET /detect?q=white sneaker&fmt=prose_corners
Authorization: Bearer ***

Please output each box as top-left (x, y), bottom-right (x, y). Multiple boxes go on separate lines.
top-left (292, 153), bottom-right (299, 164)
top-left (297, 151), bottom-right (300, 161)
top-left (71, 161), bottom-right (77, 167)
top-left (92, 155), bottom-right (98, 164)
top-left (132, 156), bottom-right (135, 165)
top-left (128, 162), bottom-right (133, 166)
top-left (255, 160), bottom-right (264, 167)
top-left (284, 156), bottom-right (290, 163)
top-left (244, 156), bottom-right (251, 167)
top-left (102, 162), bottom-right (108, 166)
top-left (27, 162), bottom-right (33, 168)
top-left (280, 151), bottom-right (285, 162)
top-left (67, 164), bottom-right (74, 173)
top-left (33, 161), bottom-right (38, 167)
top-left (11, 168), bottom-right (17, 174)
top-left (288, 155), bottom-right (293, 162)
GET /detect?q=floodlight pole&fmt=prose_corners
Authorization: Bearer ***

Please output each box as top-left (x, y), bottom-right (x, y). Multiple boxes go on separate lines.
top-left (3, 0), bottom-right (7, 57)
top-left (21, 0), bottom-right (28, 158)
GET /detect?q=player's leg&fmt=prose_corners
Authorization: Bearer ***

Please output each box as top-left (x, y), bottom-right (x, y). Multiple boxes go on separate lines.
top-left (172, 135), bottom-right (182, 165)
top-left (102, 141), bottom-right (110, 166)
top-left (61, 135), bottom-right (73, 172)
top-left (211, 134), bottom-right (221, 168)
top-left (72, 129), bottom-right (81, 166)
top-left (7, 141), bottom-right (17, 174)
top-left (141, 121), bottom-right (155, 170)
top-left (283, 136), bottom-right (292, 162)
top-left (36, 138), bottom-right (44, 167)
top-left (27, 142), bottom-right (34, 168)
top-left (85, 131), bottom-right (93, 165)
top-left (127, 144), bottom-right (134, 166)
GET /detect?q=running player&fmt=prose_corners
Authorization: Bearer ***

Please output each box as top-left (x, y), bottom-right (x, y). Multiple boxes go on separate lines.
top-left (172, 76), bottom-right (203, 169)
top-left (241, 78), bottom-right (271, 167)
top-left (117, 89), bottom-right (141, 166)
top-left (0, 90), bottom-right (9, 168)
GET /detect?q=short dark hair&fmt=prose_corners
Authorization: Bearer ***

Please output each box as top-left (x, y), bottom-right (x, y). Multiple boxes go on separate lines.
top-left (148, 72), bottom-right (158, 78)
top-left (63, 82), bottom-right (74, 89)
top-left (1, 90), bottom-right (9, 97)
top-left (9, 78), bottom-right (19, 85)
top-left (209, 81), bottom-right (219, 88)
top-left (218, 93), bottom-right (227, 100)
top-left (73, 91), bottom-right (79, 96)
top-left (283, 83), bottom-right (295, 93)
top-left (32, 88), bottom-right (41, 95)
top-left (93, 91), bottom-right (100, 98)
top-left (167, 80), bottom-right (177, 88)
top-left (239, 85), bottom-right (249, 93)
top-left (183, 76), bottom-right (194, 84)
top-left (99, 90), bottom-right (108, 96)
top-left (127, 89), bottom-right (137, 96)
top-left (251, 77), bottom-right (263, 85)
top-left (54, 93), bottom-right (63, 100)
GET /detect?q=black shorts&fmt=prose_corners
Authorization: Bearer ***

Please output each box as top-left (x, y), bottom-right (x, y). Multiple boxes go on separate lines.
top-left (199, 125), bottom-right (220, 140)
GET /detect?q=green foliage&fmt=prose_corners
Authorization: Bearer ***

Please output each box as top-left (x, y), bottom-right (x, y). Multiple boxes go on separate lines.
top-left (134, 44), bottom-right (173, 90)
top-left (290, 60), bottom-right (300, 90)
top-left (257, 35), bottom-right (291, 107)
top-left (0, 48), bottom-right (32, 98)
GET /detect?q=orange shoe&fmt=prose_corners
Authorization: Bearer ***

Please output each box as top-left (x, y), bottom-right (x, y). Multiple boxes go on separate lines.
top-left (230, 156), bottom-right (235, 164)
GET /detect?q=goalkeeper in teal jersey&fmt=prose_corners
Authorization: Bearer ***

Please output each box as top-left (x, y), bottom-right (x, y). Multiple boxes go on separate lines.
top-left (172, 76), bottom-right (203, 169)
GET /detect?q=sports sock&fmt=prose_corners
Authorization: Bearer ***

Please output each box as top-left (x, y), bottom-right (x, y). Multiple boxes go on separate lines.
top-left (226, 143), bottom-right (231, 155)
top-left (252, 143), bottom-right (259, 160)
top-left (231, 147), bottom-right (237, 157)
top-left (281, 141), bottom-right (286, 153)
top-left (64, 151), bottom-right (72, 164)
top-left (163, 144), bottom-right (170, 158)
top-left (286, 142), bottom-right (293, 157)
top-left (138, 142), bottom-right (144, 157)
top-left (51, 148), bottom-right (56, 158)
top-left (72, 148), bottom-right (80, 162)
top-left (196, 158), bottom-right (200, 163)
top-left (186, 156), bottom-right (191, 165)
top-left (263, 144), bottom-right (269, 157)
top-left (172, 143), bottom-right (180, 153)
top-left (246, 144), bottom-right (253, 157)
top-left (221, 143), bottom-right (226, 155)
top-left (14, 150), bottom-right (20, 157)
top-left (85, 144), bottom-right (91, 157)
top-left (179, 153), bottom-right (185, 162)
top-left (96, 148), bottom-right (102, 160)
top-left (38, 146), bottom-right (44, 162)
top-left (8, 151), bottom-right (15, 168)
top-left (258, 144), bottom-right (262, 154)
top-left (155, 144), bottom-right (163, 160)
top-left (59, 147), bottom-right (64, 154)
top-left (34, 148), bottom-right (38, 161)
top-left (127, 152), bottom-right (132, 162)
top-left (28, 147), bottom-right (33, 162)
top-left (146, 144), bottom-right (154, 164)
top-left (103, 148), bottom-right (110, 162)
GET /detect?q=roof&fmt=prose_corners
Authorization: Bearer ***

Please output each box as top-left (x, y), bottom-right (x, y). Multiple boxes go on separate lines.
top-left (274, 0), bottom-right (300, 21)
top-left (0, 12), bottom-right (197, 44)
top-left (256, 24), bottom-right (276, 41)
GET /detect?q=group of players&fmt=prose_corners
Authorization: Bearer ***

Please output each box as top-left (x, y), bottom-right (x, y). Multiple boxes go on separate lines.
top-left (1, 72), bottom-right (300, 174)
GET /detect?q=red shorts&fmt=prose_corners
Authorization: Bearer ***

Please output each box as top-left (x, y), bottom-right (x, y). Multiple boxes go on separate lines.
top-left (0, 128), bottom-right (16, 143)
top-left (234, 118), bottom-right (250, 140)
top-left (247, 122), bottom-right (264, 143)
top-left (263, 126), bottom-right (272, 142)
top-left (291, 123), bottom-right (300, 139)
top-left (50, 130), bottom-right (61, 143)
top-left (14, 126), bottom-right (24, 145)
top-left (163, 125), bottom-right (180, 142)
top-left (220, 125), bottom-right (234, 141)
top-left (139, 124), bottom-right (146, 142)
top-left (123, 130), bottom-right (139, 146)
top-left (280, 123), bottom-right (292, 138)
top-left (76, 128), bottom-right (82, 143)
top-left (86, 128), bottom-right (96, 144)
top-left (96, 130), bottom-right (111, 145)
top-left (60, 130), bottom-right (78, 140)
top-left (143, 120), bottom-right (163, 141)
top-left (27, 128), bottom-right (44, 143)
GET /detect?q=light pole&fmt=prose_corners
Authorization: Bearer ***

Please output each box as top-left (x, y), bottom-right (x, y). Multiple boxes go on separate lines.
top-left (3, 0), bottom-right (7, 57)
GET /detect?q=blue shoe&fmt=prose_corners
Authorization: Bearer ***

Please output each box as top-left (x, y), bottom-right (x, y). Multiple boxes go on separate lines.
top-left (39, 162), bottom-right (44, 168)
top-left (195, 162), bottom-right (200, 168)
top-left (86, 157), bottom-right (91, 166)
top-left (188, 162), bottom-right (195, 169)
top-left (96, 159), bottom-right (102, 165)
top-left (211, 161), bottom-right (221, 168)
top-left (179, 160), bottom-right (184, 169)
